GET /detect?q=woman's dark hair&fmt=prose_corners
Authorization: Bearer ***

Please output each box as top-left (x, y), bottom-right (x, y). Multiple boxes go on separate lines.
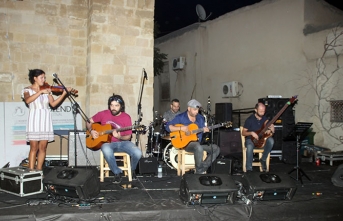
top-left (108, 94), bottom-right (125, 112)
top-left (28, 69), bottom-right (45, 84)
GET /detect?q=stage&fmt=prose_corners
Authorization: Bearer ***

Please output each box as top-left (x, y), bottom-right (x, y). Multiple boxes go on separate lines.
top-left (0, 157), bottom-right (342, 221)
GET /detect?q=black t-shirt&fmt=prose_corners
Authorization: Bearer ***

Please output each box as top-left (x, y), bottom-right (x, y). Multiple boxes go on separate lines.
top-left (243, 113), bottom-right (268, 140)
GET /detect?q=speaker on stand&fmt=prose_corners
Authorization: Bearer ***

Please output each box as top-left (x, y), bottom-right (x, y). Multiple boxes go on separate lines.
top-left (215, 103), bottom-right (232, 123)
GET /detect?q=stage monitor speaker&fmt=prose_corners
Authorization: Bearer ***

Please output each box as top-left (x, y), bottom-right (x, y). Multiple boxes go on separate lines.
top-left (136, 157), bottom-right (158, 175)
top-left (245, 172), bottom-right (297, 201)
top-left (68, 131), bottom-right (100, 167)
top-left (207, 158), bottom-right (233, 175)
top-left (332, 164), bottom-right (343, 187)
top-left (215, 103), bottom-right (232, 123)
top-left (179, 174), bottom-right (237, 205)
top-left (43, 166), bottom-right (100, 200)
top-left (213, 130), bottom-right (242, 157)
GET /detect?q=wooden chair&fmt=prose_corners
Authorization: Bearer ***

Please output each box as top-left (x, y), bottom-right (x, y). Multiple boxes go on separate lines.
top-left (240, 126), bottom-right (270, 172)
top-left (100, 151), bottom-right (132, 182)
top-left (177, 149), bottom-right (207, 176)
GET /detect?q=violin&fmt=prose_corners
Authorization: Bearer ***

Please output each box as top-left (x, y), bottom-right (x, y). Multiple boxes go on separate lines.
top-left (40, 82), bottom-right (78, 96)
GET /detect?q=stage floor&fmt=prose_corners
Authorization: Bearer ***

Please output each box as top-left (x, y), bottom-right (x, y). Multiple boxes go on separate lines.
top-left (0, 157), bottom-right (343, 221)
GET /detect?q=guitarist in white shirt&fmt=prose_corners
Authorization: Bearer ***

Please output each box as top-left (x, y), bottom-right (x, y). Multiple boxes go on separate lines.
top-left (86, 94), bottom-right (142, 184)
top-left (166, 99), bottom-right (220, 174)
top-left (242, 102), bottom-right (275, 172)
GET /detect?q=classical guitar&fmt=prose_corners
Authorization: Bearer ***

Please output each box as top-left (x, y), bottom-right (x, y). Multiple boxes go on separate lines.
top-left (86, 123), bottom-right (146, 150)
top-left (170, 122), bottom-right (232, 149)
top-left (252, 95), bottom-right (298, 148)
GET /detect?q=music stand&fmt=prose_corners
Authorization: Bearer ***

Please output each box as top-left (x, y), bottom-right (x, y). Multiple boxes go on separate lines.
top-left (288, 122), bottom-right (313, 185)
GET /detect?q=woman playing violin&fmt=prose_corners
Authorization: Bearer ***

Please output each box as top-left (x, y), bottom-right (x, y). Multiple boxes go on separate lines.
top-left (21, 69), bottom-right (73, 170)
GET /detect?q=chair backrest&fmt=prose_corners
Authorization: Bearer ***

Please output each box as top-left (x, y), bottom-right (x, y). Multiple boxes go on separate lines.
top-left (240, 126), bottom-right (245, 150)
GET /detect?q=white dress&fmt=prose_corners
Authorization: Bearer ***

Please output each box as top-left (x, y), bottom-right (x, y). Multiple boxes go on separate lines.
top-left (22, 87), bottom-right (54, 142)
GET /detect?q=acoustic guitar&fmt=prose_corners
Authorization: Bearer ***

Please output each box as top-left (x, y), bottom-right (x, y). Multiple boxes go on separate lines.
top-left (170, 122), bottom-right (232, 149)
top-left (251, 95), bottom-right (298, 148)
top-left (86, 123), bottom-right (146, 150)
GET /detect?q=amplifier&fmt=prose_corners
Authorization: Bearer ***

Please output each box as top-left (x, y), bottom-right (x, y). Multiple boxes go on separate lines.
top-left (68, 131), bottom-right (100, 167)
top-left (207, 158), bottom-right (232, 175)
top-left (136, 157), bottom-right (158, 175)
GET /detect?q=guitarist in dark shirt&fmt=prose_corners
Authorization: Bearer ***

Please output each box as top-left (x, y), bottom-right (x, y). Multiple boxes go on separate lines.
top-left (166, 99), bottom-right (220, 174)
top-left (242, 102), bottom-right (275, 172)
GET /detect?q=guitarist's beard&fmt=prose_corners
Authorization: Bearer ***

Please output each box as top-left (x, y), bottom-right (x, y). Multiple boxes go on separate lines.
top-left (111, 110), bottom-right (120, 116)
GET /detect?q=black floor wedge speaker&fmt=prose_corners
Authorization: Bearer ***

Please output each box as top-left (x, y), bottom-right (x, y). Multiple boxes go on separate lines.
top-left (332, 164), bottom-right (343, 187)
top-left (245, 172), bottom-right (297, 201)
top-left (43, 166), bottom-right (100, 200)
top-left (179, 174), bottom-right (237, 205)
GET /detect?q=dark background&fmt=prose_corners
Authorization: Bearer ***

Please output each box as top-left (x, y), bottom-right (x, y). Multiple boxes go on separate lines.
top-left (155, 0), bottom-right (343, 38)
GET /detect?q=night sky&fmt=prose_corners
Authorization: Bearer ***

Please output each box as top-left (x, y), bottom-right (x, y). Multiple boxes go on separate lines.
top-left (154, 0), bottom-right (343, 38)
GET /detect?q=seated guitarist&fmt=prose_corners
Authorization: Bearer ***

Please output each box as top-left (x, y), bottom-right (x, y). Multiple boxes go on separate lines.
top-left (166, 99), bottom-right (220, 174)
top-left (86, 94), bottom-right (142, 184)
top-left (242, 102), bottom-right (275, 172)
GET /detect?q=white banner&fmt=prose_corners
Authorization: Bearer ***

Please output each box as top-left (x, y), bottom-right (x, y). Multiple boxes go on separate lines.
top-left (1, 102), bottom-right (82, 167)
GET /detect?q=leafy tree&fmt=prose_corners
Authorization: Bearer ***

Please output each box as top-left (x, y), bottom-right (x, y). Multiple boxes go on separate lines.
top-left (154, 22), bottom-right (168, 76)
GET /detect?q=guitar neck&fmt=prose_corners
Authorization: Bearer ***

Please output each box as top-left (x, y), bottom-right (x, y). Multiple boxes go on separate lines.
top-left (260, 101), bottom-right (292, 134)
top-left (191, 124), bottom-right (222, 134)
top-left (104, 126), bottom-right (134, 135)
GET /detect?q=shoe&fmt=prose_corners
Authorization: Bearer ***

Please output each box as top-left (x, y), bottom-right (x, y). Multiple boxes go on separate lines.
top-left (245, 170), bottom-right (253, 173)
top-left (112, 174), bottom-right (122, 184)
top-left (131, 170), bottom-right (137, 180)
top-left (260, 159), bottom-right (267, 172)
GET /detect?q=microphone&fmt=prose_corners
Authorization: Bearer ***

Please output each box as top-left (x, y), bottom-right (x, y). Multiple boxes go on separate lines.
top-left (52, 73), bottom-right (58, 78)
top-left (207, 96), bottom-right (211, 113)
top-left (143, 68), bottom-right (148, 80)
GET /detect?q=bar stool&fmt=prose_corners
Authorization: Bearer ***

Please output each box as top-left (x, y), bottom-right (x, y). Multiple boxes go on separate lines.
top-left (240, 126), bottom-right (270, 172)
top-left (177, 149), bottom-right (207, 176)
top-left (100, 151), bottom-right (132, 182)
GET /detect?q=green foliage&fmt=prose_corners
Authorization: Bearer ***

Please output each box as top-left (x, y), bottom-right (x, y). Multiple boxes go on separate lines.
top-left (154, 21), bottom-right (168, 76)
top-left (154, 47), bottom-right (167, 76)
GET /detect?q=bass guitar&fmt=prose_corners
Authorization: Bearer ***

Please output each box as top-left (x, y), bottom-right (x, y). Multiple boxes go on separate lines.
top-left (86, 123), bottom-right (146, 150)
top-left (252, 95), bottom-right (298, 148)
top-left (170, 122), bottom-right (232, 149)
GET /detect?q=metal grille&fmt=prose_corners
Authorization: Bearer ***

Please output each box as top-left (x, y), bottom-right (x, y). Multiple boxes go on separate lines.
top-left (330, 100), bottom-right (343, 122)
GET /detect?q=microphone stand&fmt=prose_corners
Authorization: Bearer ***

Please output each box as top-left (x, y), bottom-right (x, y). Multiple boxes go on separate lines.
top-left (207, 97), bottom-right (215, 174)
top-left (135, 68), bottom-right (148, 148)
top-left (52, 74), bottom-right (91, 168)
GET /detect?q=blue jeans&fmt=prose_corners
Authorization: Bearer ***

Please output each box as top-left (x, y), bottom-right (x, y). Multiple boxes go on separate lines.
top-left (245, 137), bottom-right (274, 171)
top-left (101, 141), bottom-right (142, 175)
top-left (185, 142), bottom-right (220, 174)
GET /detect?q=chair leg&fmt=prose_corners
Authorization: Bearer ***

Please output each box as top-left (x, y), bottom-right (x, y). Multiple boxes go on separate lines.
top-left (177, 150), bottom-right (182, 176)
top-left (100, 151), bottom-right (104, 182)
top-left (126, 155), bottom-right (132, 182)
top-left (242, 151), bottom-right (247, 172)
top-left (266, 153), bottom-right (270, 172)
top-left (181, 150), bottom-right (186, 175)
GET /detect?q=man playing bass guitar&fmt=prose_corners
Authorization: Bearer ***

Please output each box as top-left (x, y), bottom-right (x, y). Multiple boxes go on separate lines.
top-left (242, 102), bottom-right (274, 172)
top-left (166, 99), bottom-right (220, 174)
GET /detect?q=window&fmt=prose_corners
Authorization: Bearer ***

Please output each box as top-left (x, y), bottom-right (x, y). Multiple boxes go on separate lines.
top-left (330, 100), bottom-right (343, 122)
